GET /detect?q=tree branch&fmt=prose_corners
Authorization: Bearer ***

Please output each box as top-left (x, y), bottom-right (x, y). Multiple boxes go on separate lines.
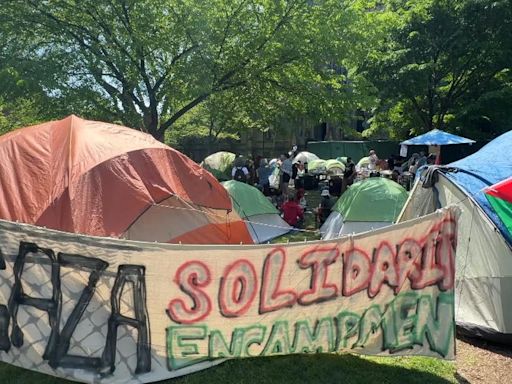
top-left (159, 93), bottom-right (211, 133)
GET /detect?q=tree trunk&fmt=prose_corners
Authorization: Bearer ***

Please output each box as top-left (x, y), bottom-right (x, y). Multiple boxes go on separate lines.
top-left (144, 111), bottom-right (161, 141)
top-left (207, 117), bottom-right (215, 154)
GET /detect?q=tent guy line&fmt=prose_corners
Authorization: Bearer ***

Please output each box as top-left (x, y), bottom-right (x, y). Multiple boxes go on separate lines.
top-left (455, 202), bottom-right (476, 318)
top-left (149, 203), bottom-right (320, 235)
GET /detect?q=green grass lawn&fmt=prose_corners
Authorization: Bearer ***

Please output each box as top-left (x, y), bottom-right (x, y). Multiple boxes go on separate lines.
top-left (270, 188), bottom-right (324, 243)
top-left (0, 353), bottom-right (456, 384)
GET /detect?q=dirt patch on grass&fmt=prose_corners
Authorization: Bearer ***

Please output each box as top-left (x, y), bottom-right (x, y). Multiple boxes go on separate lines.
top-left (456, 336), bottom-right (512, 384)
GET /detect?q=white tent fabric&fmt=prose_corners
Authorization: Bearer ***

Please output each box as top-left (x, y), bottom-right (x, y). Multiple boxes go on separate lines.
top-left (320, 212), bottom-right (391, 239)
top-left (320, 212), bottom-right (343, 239)
top-left (398, 175), bottom-right (512, 342)
top-left (124, 195), bottom-right (215, 241)
top-left (245, 213), bottom-right (291, 244)
top-left (293, 151), bottom-right (319, 164)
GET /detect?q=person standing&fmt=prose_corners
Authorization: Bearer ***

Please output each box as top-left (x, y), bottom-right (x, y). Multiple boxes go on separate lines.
top-left (257, 158), bottom-right (273, 195)
top-left (416, 151), bottom-right (428, 169)
top-left (342, 157), bottom-right (356, 194)
top-left (344, 157), bottom-right (356, 185)
top-left (290, 144), bottom-right (298, 159)
top-left (295, 161), bottom-right (306, 190)
top-left (387, 155), bottom-right (395, 171)
top-left (280, 153), bottom-right (293, 197)
top-left (368, 149), bottom-right (379, 171)
top-left (232, 155), bottom-right (249, 183)
top-left (292, 161), bottom-right (298, 181)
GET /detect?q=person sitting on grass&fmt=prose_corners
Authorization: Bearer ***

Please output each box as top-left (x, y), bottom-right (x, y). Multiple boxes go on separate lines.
top-left (315, 189), bottom-right (334, 226)
top-left (281, 193), bottom-right (304, 228)
top-left (296, 188), bottom-right (307, 210)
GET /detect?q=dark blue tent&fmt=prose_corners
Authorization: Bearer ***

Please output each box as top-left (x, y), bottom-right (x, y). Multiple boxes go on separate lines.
top-left (447, 130), bottom-right (512, 245)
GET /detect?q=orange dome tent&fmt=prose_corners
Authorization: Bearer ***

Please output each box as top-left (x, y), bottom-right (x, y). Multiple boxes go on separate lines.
top-left (0, 115), bottom-right (253, 244)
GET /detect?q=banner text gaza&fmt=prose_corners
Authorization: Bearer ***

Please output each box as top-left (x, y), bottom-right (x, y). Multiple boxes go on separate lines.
top-left (0, 213), bottom-right (457, 379)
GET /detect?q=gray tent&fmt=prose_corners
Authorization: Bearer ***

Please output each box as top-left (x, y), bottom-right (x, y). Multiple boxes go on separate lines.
top-left (398, 131), bottom-right (512, 344)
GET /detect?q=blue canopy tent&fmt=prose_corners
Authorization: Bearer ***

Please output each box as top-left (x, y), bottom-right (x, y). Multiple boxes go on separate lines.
top-left (401, 129), bottom-right (475, 164)
top-left (401, 129), bottom-right (476, 146)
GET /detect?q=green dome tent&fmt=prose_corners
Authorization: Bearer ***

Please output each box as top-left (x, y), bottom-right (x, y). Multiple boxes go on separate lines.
top-left (222, 180), bottom-right (291, 243)
top-left (336, 156), bottom-right (348, 165)
top-left (200, 151), bottom-right (236, 181)
top-left (321, 177), bottom-right (408, 239)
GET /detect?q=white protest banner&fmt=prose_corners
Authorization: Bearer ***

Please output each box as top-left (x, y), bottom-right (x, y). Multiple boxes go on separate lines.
top-left (0, 207), bottom-right (458, 383)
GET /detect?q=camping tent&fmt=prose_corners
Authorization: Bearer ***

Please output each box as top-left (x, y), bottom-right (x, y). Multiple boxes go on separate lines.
top-left (293, 151), bottom-right (319, 164)
top-left (222, 180), bottom-right (292, 243)
top-left (356, 156), bottom-right (370, 169)
top-left (398, 130), bottom-right (512, 343)
top-left (0, 115), bottom-right (253, 245)
top-left (308, 159), bottom-right (327, 174)
top-left (321, 178), bottom-right (408, 239)
top-left (400, 129), bottom-right (476, 146)
top-left (200, 151), bottom-right (236, 181)
top-left (326, 159), bottom-right (345, 175)
top-left (401, 129), bottom-right (475, 164)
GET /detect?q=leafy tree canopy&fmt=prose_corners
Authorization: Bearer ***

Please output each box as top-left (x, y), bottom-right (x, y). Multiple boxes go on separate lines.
top-left (1, 0), bottom-right (510, 142)
top-left (362, 0), bottom-right (512, 139)
top-left (1, 0), bottom-right (363, 140)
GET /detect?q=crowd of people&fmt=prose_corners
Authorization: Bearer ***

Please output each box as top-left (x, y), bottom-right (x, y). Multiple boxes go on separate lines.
top-left (228, 151), bottom-right (342, 230)
top-left (382, 151), bottom-right (437, 185)
top-left (227, 148), bottom-right (436, 231)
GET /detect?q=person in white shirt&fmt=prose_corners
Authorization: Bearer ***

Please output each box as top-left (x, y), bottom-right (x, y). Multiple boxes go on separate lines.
top-left (279, 153), bottom-right (293, 197)
top-left (368, 149), bottom-right (379, 171)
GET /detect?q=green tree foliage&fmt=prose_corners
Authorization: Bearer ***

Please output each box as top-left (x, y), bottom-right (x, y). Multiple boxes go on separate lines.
top-left (0, 0), bottom-right (362, 140)
top-left (1, 0), bottom-right (510, 143)
top-left (0, 7), bottom-right (81, 132)
top-left (0, 56), bottom-right (50, 133)
top-left (362, 0), bottom-right (512, 139)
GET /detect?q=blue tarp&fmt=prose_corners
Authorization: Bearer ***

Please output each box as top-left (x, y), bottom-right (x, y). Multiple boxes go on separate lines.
top-left (446, 130), bottom-right (512, 245)
top-left (401, 129), bottom-right (476, 146)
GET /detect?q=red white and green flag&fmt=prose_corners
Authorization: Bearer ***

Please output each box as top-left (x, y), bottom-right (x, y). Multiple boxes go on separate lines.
top-left (485, 177), bottom-right (512, 236)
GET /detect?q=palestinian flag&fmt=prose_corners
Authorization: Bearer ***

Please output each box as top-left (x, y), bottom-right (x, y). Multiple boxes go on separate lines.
top-left (485, 177), bottom-right (512, 236)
